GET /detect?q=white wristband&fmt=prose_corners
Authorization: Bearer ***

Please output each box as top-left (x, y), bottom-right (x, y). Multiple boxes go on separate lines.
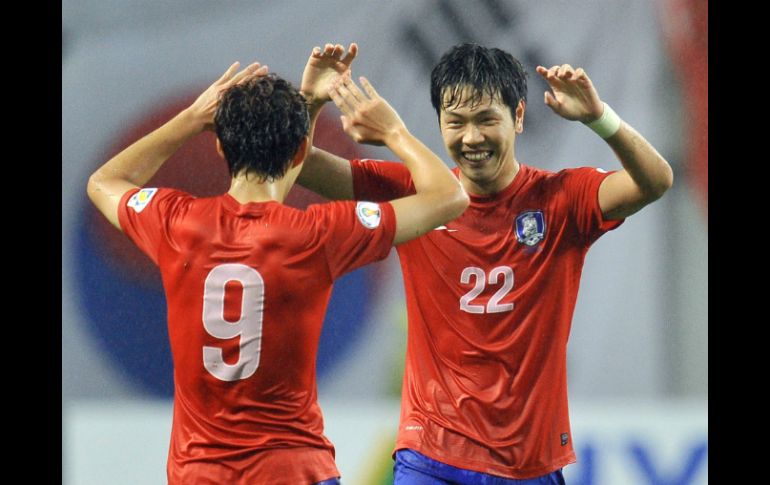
top-left (583, 102), bottom-right (621, 139)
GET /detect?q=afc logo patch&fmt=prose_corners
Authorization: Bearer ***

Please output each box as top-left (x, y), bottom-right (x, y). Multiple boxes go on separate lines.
top-left (515, 210), bottom-right (546, 246)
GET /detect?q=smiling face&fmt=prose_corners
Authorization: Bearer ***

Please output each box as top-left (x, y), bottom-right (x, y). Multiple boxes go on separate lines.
top-left (439, 87), bottom-right (525, 195)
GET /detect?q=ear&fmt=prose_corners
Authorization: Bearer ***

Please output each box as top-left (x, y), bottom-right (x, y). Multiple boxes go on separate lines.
top-left (215, 138), bottom-right (225, 158)
top-left (515, 100), bottom-right (526, 134)
top-left (291, 136), bottom-right (310, 168)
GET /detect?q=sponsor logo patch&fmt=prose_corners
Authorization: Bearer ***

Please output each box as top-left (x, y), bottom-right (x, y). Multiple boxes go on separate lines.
top-left (355, 201), bottom-right (382, 229)
top-left (515, 210), bottom-right (546, 246)
top-left (127, 188), bottom-right (158, 213)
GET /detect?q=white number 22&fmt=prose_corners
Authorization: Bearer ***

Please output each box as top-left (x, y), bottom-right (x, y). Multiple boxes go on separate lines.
top-left (459, 266), bottom-right (514, 314)
top-left (202, 264), bottom-right (264, 382)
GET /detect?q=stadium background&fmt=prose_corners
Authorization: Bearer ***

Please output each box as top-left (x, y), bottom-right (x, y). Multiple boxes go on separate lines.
top-left (62, 1), bottom-right (707, 483)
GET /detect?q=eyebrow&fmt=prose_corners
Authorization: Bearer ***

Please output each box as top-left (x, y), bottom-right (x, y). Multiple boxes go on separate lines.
top-left (443, 108), bottom-right (501, 118)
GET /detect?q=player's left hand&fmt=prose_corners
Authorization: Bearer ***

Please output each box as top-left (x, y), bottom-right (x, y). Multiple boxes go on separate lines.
top-left (536, 64), bottom-right (604, 123)
top-left (329, 73), bottom-right (405, 147)
top-left (188, 61), bottom-right (269, 132)
top-left (301, 42), bottom-right (358, 107)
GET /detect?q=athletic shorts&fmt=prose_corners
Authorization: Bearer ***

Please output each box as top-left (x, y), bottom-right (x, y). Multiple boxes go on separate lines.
top-left (394, 449), bottom-right (566, 485)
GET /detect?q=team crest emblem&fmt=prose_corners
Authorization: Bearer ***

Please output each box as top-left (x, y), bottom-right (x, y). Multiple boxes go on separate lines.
top-left (127, 188), bottom-right (158, 213)
top-left (515, 210), bottom-right (546, 246)
top-left (355, 201), bottom-right (382, 229)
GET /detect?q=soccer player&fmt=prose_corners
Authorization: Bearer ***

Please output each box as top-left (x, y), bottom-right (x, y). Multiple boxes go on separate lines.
top-left (298, 43), bottom-right (674, 484)
top-left (86, 44), bottom-right (468, 484)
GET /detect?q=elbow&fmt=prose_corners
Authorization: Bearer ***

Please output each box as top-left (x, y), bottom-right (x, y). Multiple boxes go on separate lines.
top-left (86, 173), bottom-right (104, 205)
top-left (649, 163), bottom-right (674, 200)
top-left (86, 174), bottom-right (98, 202)
top-left (446, 184), bottom-right (470, 220)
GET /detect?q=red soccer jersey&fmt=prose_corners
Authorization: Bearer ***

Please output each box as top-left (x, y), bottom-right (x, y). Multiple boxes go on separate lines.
top-left (351, 160), bottom-right (623, 479)
top-left (117, 188), bottom-right (396, 484)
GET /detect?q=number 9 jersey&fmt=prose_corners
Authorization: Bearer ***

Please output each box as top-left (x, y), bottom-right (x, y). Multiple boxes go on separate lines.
top-left (351, 159), bottom-right (623, 480)
top-left (118, 188), bottom-right (396, 484)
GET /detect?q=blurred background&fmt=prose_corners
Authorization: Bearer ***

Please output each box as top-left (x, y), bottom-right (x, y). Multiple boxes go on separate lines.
top-left (62, 0), bottom-right (707, 483)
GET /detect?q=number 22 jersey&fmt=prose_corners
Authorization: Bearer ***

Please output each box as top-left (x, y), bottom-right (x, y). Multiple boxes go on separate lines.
top-left (351, 160), bottom-right (623, 479)
top-left (118, 188), bottom-right (395, 484)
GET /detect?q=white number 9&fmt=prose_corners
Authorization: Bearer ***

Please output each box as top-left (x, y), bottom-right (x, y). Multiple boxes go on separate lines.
top-left (202, 264), bottom-right (264, 381)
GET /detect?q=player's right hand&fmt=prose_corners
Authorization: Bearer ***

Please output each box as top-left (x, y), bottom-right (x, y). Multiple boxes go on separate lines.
top-left (328, 73), bottom-right (406, 147)
top-left (188, 61), bottom-right (268, 131)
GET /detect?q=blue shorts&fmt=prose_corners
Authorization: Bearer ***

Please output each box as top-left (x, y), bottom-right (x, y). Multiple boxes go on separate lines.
top-left (394, 449), bottom-right (566, 485)
top-left (314, 479), bottom-right (340, 485)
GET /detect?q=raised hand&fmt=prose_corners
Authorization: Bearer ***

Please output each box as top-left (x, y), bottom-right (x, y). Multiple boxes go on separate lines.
top-left (328, 74), bottom-right (405, 147)
top-left (188, 61), bottom-right (269, 131)
top-left (536, 64), bottom-right (604, 123)
top-left (301, 43), bottom-right (358, 107)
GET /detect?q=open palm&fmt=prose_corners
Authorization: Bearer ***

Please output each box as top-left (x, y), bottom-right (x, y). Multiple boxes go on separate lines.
top-left (536, 64), bottom-right (603, 123)
top-left (300, 43), bottom-right (358, 106)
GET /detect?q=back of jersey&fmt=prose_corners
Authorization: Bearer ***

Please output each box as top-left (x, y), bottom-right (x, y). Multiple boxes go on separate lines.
top-left (118, 187), bottom-right (396, 483)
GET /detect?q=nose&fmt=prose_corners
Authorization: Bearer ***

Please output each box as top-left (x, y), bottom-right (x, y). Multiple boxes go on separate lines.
top-left (462, 124), bottom-right (484, 145)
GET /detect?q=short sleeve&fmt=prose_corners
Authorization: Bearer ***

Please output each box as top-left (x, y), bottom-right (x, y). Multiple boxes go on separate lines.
top-left (308, 199), bottom-right (397, 280)
top-left (117, 187), bottom-right (191, 265)
top-left (560, 167), bottom-right (624, 246)
top-left (350, 159), bottom-right (415, 202)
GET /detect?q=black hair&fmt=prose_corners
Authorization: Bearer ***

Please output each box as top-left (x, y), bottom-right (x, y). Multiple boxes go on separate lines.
top-left (214, 74), bottom-right (309, 181)
top-left (430, 43), bottom-right (528, 120)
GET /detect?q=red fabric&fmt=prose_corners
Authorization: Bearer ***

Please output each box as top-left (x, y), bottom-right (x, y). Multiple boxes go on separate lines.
top-left (353, 160), bottom-right (622, 479)
top-left (118, 187), bottom-right (395, 484)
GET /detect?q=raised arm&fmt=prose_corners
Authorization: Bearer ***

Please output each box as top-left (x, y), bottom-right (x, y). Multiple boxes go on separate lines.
top-left (86, 62), bottom-right (267, 230)
top-left (297, 43), bottom-right (359, 200)
top-left (329, 75), bottom-right (469, 245)
top-left (536, 64), bottom-right (674, 220)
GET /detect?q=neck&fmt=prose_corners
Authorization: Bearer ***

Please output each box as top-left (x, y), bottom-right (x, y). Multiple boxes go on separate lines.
top-left (460, 158), bottom-right (521, 196)
top-left (226, 168), bottom-right (298, 204)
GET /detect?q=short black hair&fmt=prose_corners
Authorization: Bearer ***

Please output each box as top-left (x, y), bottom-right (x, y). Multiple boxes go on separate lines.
top-left (215, 74), bottom-right (309, 181)
top-left (430, 43), bottom-right (528, 120)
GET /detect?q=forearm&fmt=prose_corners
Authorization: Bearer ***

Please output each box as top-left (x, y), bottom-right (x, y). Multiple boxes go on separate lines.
top-left (89, 108), bottom-right (202, 187)
top-left (604, 122), bottom-right (674, 199)
top-left (386, 128), bottom-right (468, 244)
top-left (296, 103), bottom-right (355, 200)
top-left (87, 107), bottom-right (204, 230)
top-left (297, 146), bottom-right (355, 199)
top-left (385, 127), bottom-right (460, 197)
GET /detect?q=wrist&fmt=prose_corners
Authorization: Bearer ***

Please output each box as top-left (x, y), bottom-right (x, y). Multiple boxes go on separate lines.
top-left (301, 92), bottom-right (326, 108)
top-left (179, 107), bottom-right (210, 134)
top-left (383, 125), bottom-right (410, 147)
top-left (583, 102), bottom-right (622, 139)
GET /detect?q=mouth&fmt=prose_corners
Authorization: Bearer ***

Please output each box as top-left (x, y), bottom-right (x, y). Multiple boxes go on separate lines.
top-left (461, 150), bottom-right (493, 165)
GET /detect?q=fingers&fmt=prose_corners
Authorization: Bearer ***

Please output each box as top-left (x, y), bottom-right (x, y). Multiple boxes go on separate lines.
top-left (329, 74), bottom-right (374, 117)
top-left (322, 43), bottom-right (345, 59)
top-left (537, 64), bottom-right (587, 84)
top-left (330, 78), bottom-right (360, 114)
top-left (341, 74), bottom-right (367, 102)
top-left (341, 42), bottom-right (358, 66)
top-left (230, 62), bottom-right (263, 85)
top-left (314, 42), bottom-right (357, 64)
top-left (328, 85), bottom-right (353, 116)
top-left (543, 91), bottom-right (558, 111)
top-left (217, 62), bottom-right (241, 84)
top-left (358, 76), bottom-right (379, 99)
top-left (557, 64), bottom-right (574, 79)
